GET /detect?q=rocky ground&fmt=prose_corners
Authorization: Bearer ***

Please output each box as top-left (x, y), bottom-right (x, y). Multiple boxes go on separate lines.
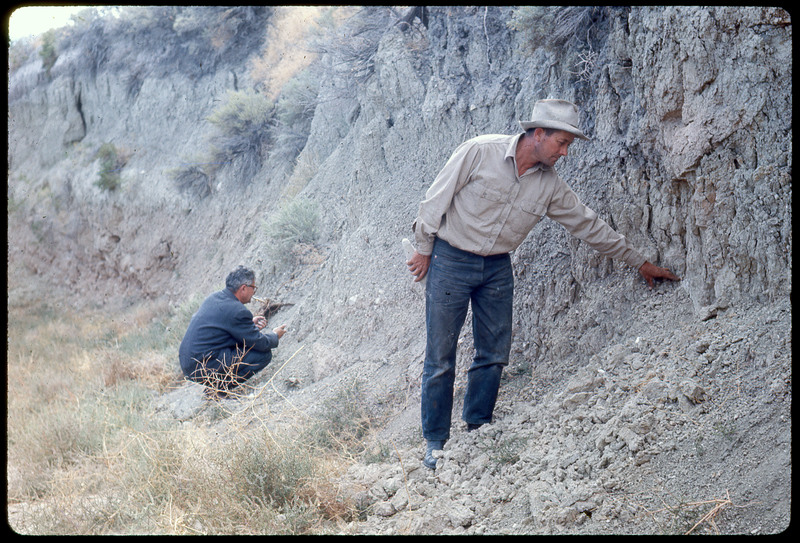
top-left (157, 285), bottom-right (791, 535)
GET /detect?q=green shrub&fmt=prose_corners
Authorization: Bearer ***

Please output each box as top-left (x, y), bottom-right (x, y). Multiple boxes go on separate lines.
top-left (170, 162), bottom-right (214, 199)
top-left (313, 7), bottom-right (388, 84)
top-left (263, 197), bottom-right (319, 263)
top-left (208, 89), bottom-right (272, 136)
top-left (95, 143), bottom-right (125, 191)
top-left (508, 6), bottom-right (625, 52)
top-left (273, 69), bottom-right (320, 155)
top-left (207, 89), bottom-right (273, 182)
top-left (39, 29), bottom-right (58, 75)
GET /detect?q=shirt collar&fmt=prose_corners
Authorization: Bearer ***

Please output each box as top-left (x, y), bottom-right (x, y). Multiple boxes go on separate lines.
top-left (506, 133), bottom-right (553, 174)
top-left (504, 134), bottom-right (522, 161)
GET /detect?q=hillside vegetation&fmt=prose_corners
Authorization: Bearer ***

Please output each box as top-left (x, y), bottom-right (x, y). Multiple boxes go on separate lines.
top-left (7, 6), bottom-right (791, 535)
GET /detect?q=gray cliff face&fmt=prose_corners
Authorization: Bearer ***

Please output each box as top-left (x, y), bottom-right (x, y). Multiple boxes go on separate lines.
top-left (7, 3), bottom-right (792, 388)
top-left (7, 2), bottom-right (792, 408)
top-left (8, 6), bottom-right (790, 308)
top-left (7, 6), bottom-right (792, 534)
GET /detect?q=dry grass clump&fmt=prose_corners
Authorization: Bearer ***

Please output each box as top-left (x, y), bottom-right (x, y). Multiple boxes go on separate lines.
top-left (6, 297), bottom-right (363, 535)
top-left (624, 487), bottom-right (757, 535)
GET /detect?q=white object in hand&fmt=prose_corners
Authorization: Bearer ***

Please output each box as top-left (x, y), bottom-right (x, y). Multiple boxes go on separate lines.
top-left (402, 238), bottom-right (427, 286)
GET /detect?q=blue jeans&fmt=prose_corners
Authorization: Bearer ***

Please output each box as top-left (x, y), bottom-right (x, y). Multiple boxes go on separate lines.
top-left (421, 238), bottom-right (514, 441)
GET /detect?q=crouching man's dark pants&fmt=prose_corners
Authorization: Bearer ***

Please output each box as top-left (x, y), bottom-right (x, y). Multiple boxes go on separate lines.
top-left (183, 346), bottom-right (272, 392)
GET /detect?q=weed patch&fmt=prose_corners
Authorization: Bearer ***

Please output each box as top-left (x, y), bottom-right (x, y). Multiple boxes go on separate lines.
top-left (7, 299), bottom-right (362, 534)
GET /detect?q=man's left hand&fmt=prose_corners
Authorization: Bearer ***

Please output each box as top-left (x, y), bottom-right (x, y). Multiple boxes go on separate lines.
top-left (639, 261), bottom-right (681, 289)
top-left (253, 315), bottom-right (267, 330)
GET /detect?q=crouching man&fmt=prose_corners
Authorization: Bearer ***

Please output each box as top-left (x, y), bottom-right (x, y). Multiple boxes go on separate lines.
top-left (179, 265), bottom-right (287, 398)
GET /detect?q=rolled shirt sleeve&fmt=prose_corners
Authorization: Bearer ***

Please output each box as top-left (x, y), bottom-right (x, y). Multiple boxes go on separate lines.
top-left (546, 182), bottom-right (646, 270)
top-left (412, 133), bottom-right (645, 269)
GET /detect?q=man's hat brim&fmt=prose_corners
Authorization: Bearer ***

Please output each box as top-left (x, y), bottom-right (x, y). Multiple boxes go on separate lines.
top-left (519, 120), bottom-right (590, 140)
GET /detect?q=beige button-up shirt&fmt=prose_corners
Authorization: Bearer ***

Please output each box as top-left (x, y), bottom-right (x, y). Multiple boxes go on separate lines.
top-left (413, 133), bottom-right (646, 269)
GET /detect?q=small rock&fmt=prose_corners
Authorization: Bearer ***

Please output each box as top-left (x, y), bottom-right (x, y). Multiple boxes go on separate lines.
top-left (617, 427), bottom-right (643, 453)
top-left (373, 501), bottom-right (396, 517)
top-left (447, 503), bottom-right (475, 528)
top-left (681, 379), bottom-right (707, 404)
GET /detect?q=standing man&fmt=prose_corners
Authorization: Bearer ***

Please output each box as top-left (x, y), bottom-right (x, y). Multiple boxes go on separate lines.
top-left (180, 265), bottom-right (287, 398)
top-left (408, 99), bottom-right (679, 469)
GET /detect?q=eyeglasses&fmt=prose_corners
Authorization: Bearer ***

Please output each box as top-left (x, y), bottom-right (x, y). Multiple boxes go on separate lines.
top-left (246, 284), bottom-right (258, 292)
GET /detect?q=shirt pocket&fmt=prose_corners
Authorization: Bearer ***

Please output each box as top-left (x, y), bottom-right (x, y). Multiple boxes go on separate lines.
top-left (506, 200), bottom-right (547, 235)
top-left (458, 180), bottom-right (507, 223)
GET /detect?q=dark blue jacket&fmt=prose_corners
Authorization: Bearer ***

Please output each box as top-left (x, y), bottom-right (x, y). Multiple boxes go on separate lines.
top-left (179, 289), bottom-right (279, 375)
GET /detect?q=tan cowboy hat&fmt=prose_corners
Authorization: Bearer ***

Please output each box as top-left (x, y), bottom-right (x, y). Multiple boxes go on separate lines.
top-left (519, 99), bottom-right (590, 140)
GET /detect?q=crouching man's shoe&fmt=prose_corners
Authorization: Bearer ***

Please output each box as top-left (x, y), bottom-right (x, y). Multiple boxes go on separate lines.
top-left (423, 440), bottom-right (445, 470)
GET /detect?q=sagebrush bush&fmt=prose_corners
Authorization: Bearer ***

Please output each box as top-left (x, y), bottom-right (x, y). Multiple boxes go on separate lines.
top-left (273, 68), bottom-right (320, 156)
top-left (263, 197), bottom-right (320, 266)
top-left (170, 162), bottom-right (214, 199)
top-left (39, 29), bottom-right (58, 75)
top-left (95, 142), bottom-right (126, 191)
top-left (208, 89), bottom-right (272, 136)
top-left (207, 89), bottom-right (273, 183)
top-left (310, 6), bottom-right (389, 85)
top-left (508, 6), bottom-right (625, 52)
